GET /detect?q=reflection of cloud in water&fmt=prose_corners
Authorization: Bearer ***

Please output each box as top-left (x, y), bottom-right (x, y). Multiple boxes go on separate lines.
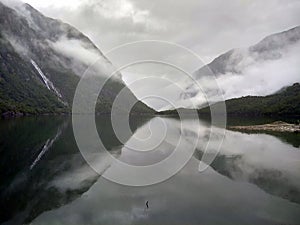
top-left (116, 117), bottom-right (210, 166)
top-left (31, 117), bottom-right (300, 225)
top-left (32, 158), bottom-right (300, 225)
top-left (196, 128), bottom-right (300, 203)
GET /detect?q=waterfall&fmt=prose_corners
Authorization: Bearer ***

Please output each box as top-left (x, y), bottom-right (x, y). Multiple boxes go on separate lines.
top-left (30, 59), bottom-right (63, 99)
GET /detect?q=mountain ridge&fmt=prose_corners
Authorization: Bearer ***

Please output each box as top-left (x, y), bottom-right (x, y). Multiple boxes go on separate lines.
top-left (0, 1), bottom-right (154, 117)
top-left (195, 25), bottom-right (300, 78)
top-left (179, 25), bottom-right (300, 108)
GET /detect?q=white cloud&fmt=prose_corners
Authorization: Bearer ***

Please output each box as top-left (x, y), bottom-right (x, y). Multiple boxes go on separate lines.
top-left (50, 37), bottom-right (100, 66)
top-left (219, 45), bottom-right (300, 99)
top-left (18, 0), bottom-right (300, 64)
top-left (3, 0), bottom-right (299, 109)
top-left (186, 41), bottom-right (300, 108)
top-left (49, 36), bottom-right (116, 78)
top-left (22, 0), bottom-right (82, 9)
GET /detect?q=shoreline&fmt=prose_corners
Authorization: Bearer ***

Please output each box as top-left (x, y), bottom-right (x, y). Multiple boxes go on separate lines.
top-left (0, 111), bottom-right (156, 119)
top-left (229, 121), bottom-right (300, 133)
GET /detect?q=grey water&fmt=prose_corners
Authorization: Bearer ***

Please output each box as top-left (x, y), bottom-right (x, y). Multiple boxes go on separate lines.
top-left (0, 116), bottom-right (300, 225)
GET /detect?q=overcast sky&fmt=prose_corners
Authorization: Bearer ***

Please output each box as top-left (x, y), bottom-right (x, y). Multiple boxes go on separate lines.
top-left (2, 0), bottom-right (299, 110)
top-left (21, 0), bottom-right (300, 63)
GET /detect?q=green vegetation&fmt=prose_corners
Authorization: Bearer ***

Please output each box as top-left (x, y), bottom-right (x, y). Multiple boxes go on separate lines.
top-left (159, 83), bottom-right (300, 117)
top-left (0, 33), bottom-right (154, 117)
top-left (0, 2), bottom-right (154, 118)
top-left (0, 37), bottom-right (67, 115)
top-left (216, 83), bottom-right (300, 116)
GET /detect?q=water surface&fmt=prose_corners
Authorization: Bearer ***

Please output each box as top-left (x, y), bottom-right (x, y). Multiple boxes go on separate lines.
top-left (0, 116), bottom-right (300, 225)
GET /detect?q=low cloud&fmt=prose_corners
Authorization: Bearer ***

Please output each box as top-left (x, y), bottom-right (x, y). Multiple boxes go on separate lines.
top-left (180, 38), bottom-right (300, 109)
top-left (21, 0), bottom-right (300, 63)
top-left (50, 37), bottom-right (100, 66)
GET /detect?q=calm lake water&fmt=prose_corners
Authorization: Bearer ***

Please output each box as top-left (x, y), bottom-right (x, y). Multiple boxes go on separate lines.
top-left (0, 116), bottom-right (300, 225)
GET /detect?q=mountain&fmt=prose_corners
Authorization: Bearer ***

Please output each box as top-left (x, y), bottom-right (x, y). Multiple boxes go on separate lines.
top-left (213, 83), bottom-right (300, 116)
top-left (195, 25), bottom-right (300, 78)
top-left (159, 83), bottom-right (300, 117)
top-left (180, 26), bottom-right (300, 106)
top-left (0, 2), bottom-right (154, 116)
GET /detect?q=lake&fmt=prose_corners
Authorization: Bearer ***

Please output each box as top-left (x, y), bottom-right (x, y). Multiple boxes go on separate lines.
top-left (0, 115), bottom-right (300, 225)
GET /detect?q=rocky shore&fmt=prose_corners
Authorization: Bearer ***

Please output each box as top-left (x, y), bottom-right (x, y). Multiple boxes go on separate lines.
top-left (229, 121), bottom-right (300, 133)
top-left (1, 111), bottom-right (26, 119)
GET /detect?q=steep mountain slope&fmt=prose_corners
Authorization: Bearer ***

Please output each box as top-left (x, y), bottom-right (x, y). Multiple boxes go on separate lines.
top-left (195, 26), bottom-right (300, 78)
top-left (0, 2), bottom-right (154, 116)
top-left (180, 26), bottom-right (300, 107)
top-left (0, 32), bottom-right (66, 114)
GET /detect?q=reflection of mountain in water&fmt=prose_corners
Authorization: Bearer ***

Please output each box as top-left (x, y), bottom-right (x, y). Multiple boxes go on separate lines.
top-left (193, 128), bottom-right (300, 204)
top-left (118, 117), bottom-right (300, 205)
top-left (232, 129), bottom-right (300, 148)
top-left (1, 116), bottom-right (300, 224)
top-left (28, 117), bottom-right (300, 225)
top-left (210, 155), bottom-right (300, 204)
top-left (0, 115), bottom-right (150, 225)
